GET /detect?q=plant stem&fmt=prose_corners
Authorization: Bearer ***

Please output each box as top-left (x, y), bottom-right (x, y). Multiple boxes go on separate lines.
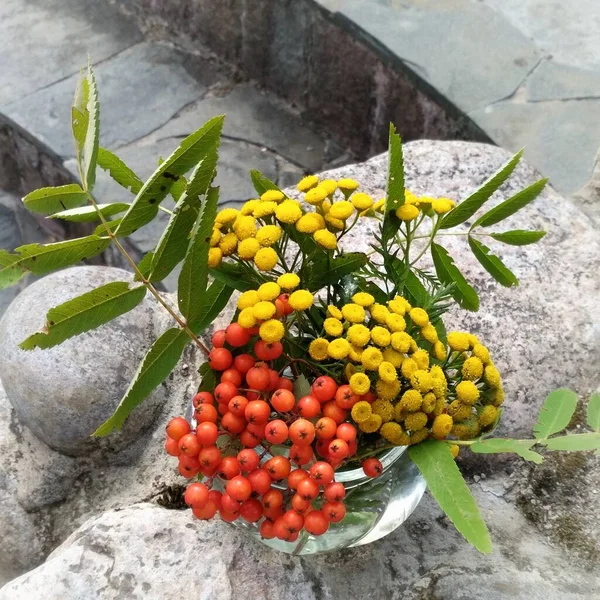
top-left (80, 178), bottom-right (210, 356)
top-left (158, 206), bottom-right (175, 216)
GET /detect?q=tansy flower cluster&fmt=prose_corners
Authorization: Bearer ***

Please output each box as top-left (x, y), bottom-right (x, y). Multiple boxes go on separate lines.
top-left (395, 190), bottom-right (456, 222)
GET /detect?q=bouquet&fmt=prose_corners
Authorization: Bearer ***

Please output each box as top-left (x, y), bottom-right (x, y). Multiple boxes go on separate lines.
top-left (2, 64), bottom-right (599, 555)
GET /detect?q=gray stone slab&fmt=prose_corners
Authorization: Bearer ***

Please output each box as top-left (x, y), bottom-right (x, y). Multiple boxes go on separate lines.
top-left (526, 60), bottom-right (600, 102)
top-left (4, 42), bottom-right (209, 158)
top-left (157, 84), bottom-right (342, 171)
top-left (0, 0), bottom-right (142, 106)
top-left (470, 99), bottom-right (600, 195)
top-left (317, 0), bottom-right (540, 112)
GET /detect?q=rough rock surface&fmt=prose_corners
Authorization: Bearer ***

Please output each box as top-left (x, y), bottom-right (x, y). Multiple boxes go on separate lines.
top-left (0, 266), bottom-right (166, 455)
top-left (301, 140), bottom-right (600, 437)
top-left (1, 495), bottom-right (597, 600)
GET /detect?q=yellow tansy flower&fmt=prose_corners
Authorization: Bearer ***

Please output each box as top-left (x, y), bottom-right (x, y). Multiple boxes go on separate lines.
top-left (325, 214), bottom-right (345, 230)
top-left (421, 392), bottom-right (437, 414)
top-left (237, 307), bottom-right (257, 328)
top-left (296, 213), bottom-right (326, 233)
top-left (359, 414), bottom-right (383, 433)
top-left (237, 290), bottom-right (260, 310)
top-left (327, 305), bottom-right (343, 319)
top-left (337, 178), bottom-right (360, 192)
top-left (388, 299), bottom-right (406, 316)
top-left (412, 349), bottom-right (430, 370)
top-left (275, 200), bottom-right (302, 224)
top-left (297, 175), bottom-right (319, 192)
top-left (241, 199), bottom-right (260, 215)
top-left (432, 197), bottom-right (455, 214)
top-left (433, 340), bottom-right (447, 361)
top-left (237, 237), bottom-right (261, 260)
top-left (462, 356), bottom-right (484, 381)
top-left (421, 323), bottom-right (438, 344)
top-left (479, 405), bottom-right (498, 428)
top-left (447, 332), bottom-right (470, 352)
top-left (400, 357), bottom-right (418, 379)
top-left (371, 326), bottom-right (391, 347)
top-left (347, 324), bottom-right (371, 347)
top-left (259, 319), bottom-right (285, 343)
top-left (456, 381), bottom-right (480, 405)
top-left (352, 292), bottom-right (375, 307)
top-left (404, 411), bottom-right (428, 432)
top-left (378, 361), bottom-right (397, 383)
top-left (382, 347), bottom-right (403, 368)
top-left (385, 313), bottom-right (406, 332)
top-left (257, 282), bottom-right (281, 301)
top-left (391, 331), bottom-right (412, 353)
top-left (219, 232), bottom-right (238, 256)
top-left (233, 215), bottom-right (257, 240)
top-left (473, 344), bottom-right (491, 364)
top-left (409, 307), bottom-right (429, 327)
top-left (329, 201), bottom-right (354, 220)
top-left (351, 400), bottom-right (372, 423)
top-left (253, 201), bottom-right (278, 218)
top-left (447, 400), bottom-right (472, 422)
top-left (361, 346), bottom-right (383, 370)
top-left (314, 229), bottom-right (338, 250)
top-left (277, 273), bottom-right (300, 290)
top-left (305, 186), bottom-right (328, 205)
top-left (484, 365), bottom-right (501, 388)
top-left (256, 225), bottom-right (283, 246)
top-left (208, 247), bottom-right (222, 268)
top-left (253, 301), bottom-right (277, 321)
top-left (327, 338), bottom-right (351, 359)
top-left (396, 204), bottom-right (419, 221)
top-left (432, 414), bottom-right (453, 439)
top-left (370, 303), bottom-right (390, 324)
top-left (209, 229), bottom-right (221, 247)
top-left (372, 399), bottom-right (394, 423)
top-left (309, 338), bottom-right (329, 361)
top-left (410, 370), bottom-right (434, 393)
top-left (398, 390), bottom-right (423, 414)
top-left (319, 179), bottom-right (338, 195)
top-left (348, 344), bottom-right (364, 362)
top-left (289, 290), bottom-right (314, 311)
top-left (350, 192), bottom-right (373, 210)
top-left (254, 247), bottom-right (279, 271)
top-left (324, 318), bottom-right (344, 337)
top-left (375, 378), bottom-right (401, 401)
top-left (342, 303), bottom-right (366, 323)
top-left (349, 373), bottom-right (371, 396)
top-left (215, 208), bottom-right (239, 225)
top-left (261, 190), bottom-right (285, 203)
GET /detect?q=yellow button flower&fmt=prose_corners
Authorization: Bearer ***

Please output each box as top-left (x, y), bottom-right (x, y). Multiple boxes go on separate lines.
top-left (380, 422), bottom-right (404, 444)
top-left (321, 199), bottom-right (331, 213)
top-left (375, 378), bottom-right (400, 401)
top-left (447, 332), bottom-right (470, 352)
top-left (396, 204), bottom-right (419, 221)
top-left (260, 190), bottom-right (285, 203)
top-left (378, 361), bottom-right (397, 383)
top-left (421, 323), bottom-right (438, 344)
top-left (296, 213), bottom-right (326, 233)
top-left (233, 215), bottom-right (257, 240)
top-left (237, 307), bottom-right (257, 328)
top-left (277, 273), bottom-right (300, 290)
top-left (319, 179), bottom-right (337, 195)
top-left (240, 199), bottom-right (260, 215)
top-left (351, 292), bottom-right (375, 307)
top-left (409, 307), bottom-right (429, 327)
top-left (351, 400), bottom-right (372, 423)
top-left (382, 347), bottom-right (403, 368)
top-left (348, 344), bottom-right (364, 362)
top-left (209, 228), bottom-right (221, 247)
top-left (297, 175), bottom-right (319, 192)
top-left (237, 237), bottom-right (261, 260)
top-left (275, 200), bottom-right (303, 224)
top-left (215, 208), bottom-right (239, 224)
top-left (359, 414), bottom-right (382, 433)
top-left (256, 225), bottom-right (283, 246)
top-left (372, 399), bottom-right (394, 423)
top-left (324, 317), bottom-right (344, 337)
top-left (289, 289), bottom-right (314, 311)
top-left (361, 346), bottom-right (383, 370)
top-left (387, 299), bottom-right (406, 316)
top-left (456, 380), bottom-right (480, 404)
top-left (432, 414), bottom-right (453, 439)
top-left (309, 338), bottom-right (329, 361)
top-left (337, 178), bottom-right (360, 192)
top-left (432, 198), bottom-right (455, 214)
top-left (370, 303), bottom-right (390, 324)
top-left (305, 186), bottom-right (328, 205)
top-left (372, 198), bottom-right (386, 213)
top-left (208, 247), bottom-right (222, 268)
top-left (257, 282), bottom-right (281, 301)
top-left (398, 390), bottom-right (423, 414)
top-left (432, 341), bottom-right (447, 361)
top-left (329, 201), bottom-right (354, 220)
top-left (314, 229), bottom-right (338, 250)
top-left (484, 364), bottom-right (501, 388)
top-left (347, 324), bottom-right (371, 347)
top-left (219, 232), bottom-right (238, 256)
top-left (462, 356), bottom-right (484, 381)
top-left (371, 326), bottom-right (391, 347)
top-left (479, 405), bottom-right (498, 428)
top-left (253, 301), bottom-right (277, 320)
top-left (327, 338), bottom-right (351, 359)
top-left (473, 343), bottom-right (490, 364)
top-left (327, 305), bottom-right (343, 319)
top-left (253, 201), bottom-right (278, 218)
top-left (412, 349), bottom-right (430, 370)
top-left (447, 400), bottom-right (472, 422)
top-left (385, 313), bottom-right (406, 332)
top-left (391, 331), bottom-right (412, 353)
top-left (325, 214), bottom-right (345, 230)
top-left (404, 411), bottom-right (428, 432)
top-left (254, 247), bottom-right (279, 271)
top-left (349, 373), bottom-right (371, 395)
top-left (350, 192), bottom-right (373, 210)
top-left (259, 319), bottom-right (285, 343)
top-left (342, 303), bottom-right (366, 323)
top-left (421, 392), bottom-right (437, 414)
top-left (410, 370), bottom-right (434, 393)
top-left (237, 290), bottom-right (260, 310)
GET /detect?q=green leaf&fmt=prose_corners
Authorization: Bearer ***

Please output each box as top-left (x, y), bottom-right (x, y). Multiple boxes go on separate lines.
top-left (4, 236), bottom-right (110, 277)
top-left (149, 148), bottom-right (219, 283)
top-left (115, 115), bottom-right (224, 238)
top-left (22, 184), bottom-right (88, 215)
top-left (178, 187), bottom-right (220, 325)
top-left (533, 388), bottom-right (578, 439)
top-left (170, 175), bottom-right (187, 201)
top-left (135, 252), bottom-right (155, 282)
top-left (250, 169), bottom-right (280, 196)
top-left (209, 263), bottom-right (254, 292)
top-left (308, 253), bottom-right (368, 291)
top-left (354, 278), bottom-right (388, 305)
top-left (489, 230), bottom-right (547, 246)
top-left (587, 393), bottom-right (600, 432)
top-left (468, 236), bottom-right (518, 287)
top-left (542, 433), bottom-right (600, 452)
top-left (293, 374), bottom-right (312, 399)
top-left (470, 438), bottom-right (543, 464)
top-left (198, 362), bottom-right (219, 393)
top-left (93, 328), bottom-right (189, 435)
top-left (431, 242), bottom-right (479, 311)
top-left (19, 282), bottom-right (146, 350)
top-left (0, 250), bottom-right (26, 290)
top-left (382, 125), bottom-right (404, 246)
top-left (409, 440), bottom-right (492, 554)
top-left (49, 203), bottom-right (130, 223)
top-left (440, 149), bottom-right (523, 229)
top-left (83, 63), bottom-right (100, 191)
top-left (93, 218), bottom-right (122, 236)
top-left (188, 280), bottom-right (234, 334)
top-left (473, 179), bottom-right (548, 229)
top-left (97, 148), bottom-right (143, 195)
top-left (403, 269), bottom-right (432, 308)
top-left (71, 69), bottom-right (89, 158)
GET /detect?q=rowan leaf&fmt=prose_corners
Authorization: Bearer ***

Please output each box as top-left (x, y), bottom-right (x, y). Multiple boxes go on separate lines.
top-left (587, 393), bottom-right (600, 432)
top-left (468, 236), bottom-right (518, 287)
top-left (93, 328), bottom-right (189, 435)
top-left (188, 280), bottom-right (234, 335)
top-left (49, 203), bottom-right (130, 223)
top-left (382, 124), bottom-right (404, 246)
top-left (489, 230), bottom-right (546, 246)
top-left (441, 149), bottom-right (523, 229)
top-left (115, 115), bottom-right (223, 238)
top-left (71, 69), bottom-right (89, 159)
top-left (533, 388), bottom-right (578, 439)
top-left (22, 184), bottom-right (88, 215)
top-left (19, 282), bottom-right (146, 350)
top-left (83, 63), bottom-right (100, 191)
top-left (431, 242), bottom-right (479, 311)
top-left (97, 147), bottom-right (143, 195)
top-left (0, 250), bottom-right (26, 290)
top-left (293, 374), bottom-right (312, 399)
top-left (409, 440), bottom-right (492, 554)
top-left (542, 433), bottom-right (600, 452)
top-left (307, 253), bottom-right (368, 291)
top-left (470, 438), bottom-right (544, 463)
top-left (198, 361), bottom-right (219, 393)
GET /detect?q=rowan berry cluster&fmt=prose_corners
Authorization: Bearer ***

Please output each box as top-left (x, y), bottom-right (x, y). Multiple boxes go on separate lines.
top-left (164, 324), bottom-right (385, 540)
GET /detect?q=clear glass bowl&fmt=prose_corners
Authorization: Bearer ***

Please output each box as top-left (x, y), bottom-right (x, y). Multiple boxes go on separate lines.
top-left (187, 404), bottom-right (427, 555)
top-left (231, 446), bottom-right (426, 555)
